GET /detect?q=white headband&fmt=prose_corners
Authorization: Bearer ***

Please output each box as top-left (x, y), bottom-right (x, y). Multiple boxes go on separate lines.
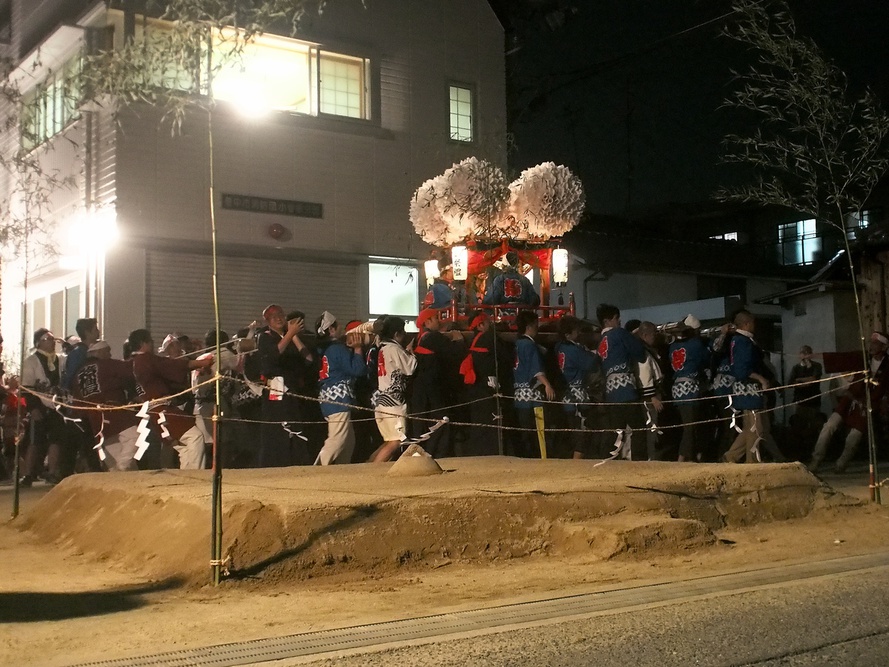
top-left (317, 311), bottom-right (336, 335)
top-left (872, 332), bottom-right (888, 345)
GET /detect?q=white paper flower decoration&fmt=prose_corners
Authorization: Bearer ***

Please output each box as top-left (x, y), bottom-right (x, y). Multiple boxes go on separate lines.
top-left (508, 162), bottom-right (585, 239)
top-left (410, 175), bottom-right (451, 247)
top-left (438, 157), bottom-right (510, 240)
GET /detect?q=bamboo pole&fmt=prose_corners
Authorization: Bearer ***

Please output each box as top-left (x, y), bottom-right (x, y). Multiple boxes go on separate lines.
top-left (840, 221), bottom-right (881, 504)
top-left (11, 196), bottom-right (30, 519)
top-left (206, 31), bottom-right (224, 585)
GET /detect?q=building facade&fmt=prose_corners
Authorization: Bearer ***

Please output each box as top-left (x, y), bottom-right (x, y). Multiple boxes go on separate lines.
top-left (0, 0), bottom-right (507, 355)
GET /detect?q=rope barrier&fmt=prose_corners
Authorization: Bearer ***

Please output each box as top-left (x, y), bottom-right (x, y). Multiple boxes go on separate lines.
top-left (16, 369), bottom-right (867, 437)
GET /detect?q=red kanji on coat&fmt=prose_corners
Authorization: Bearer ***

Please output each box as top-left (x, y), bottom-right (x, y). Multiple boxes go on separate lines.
top-left (504, 278), bottom-right (522, 299)
top-left (558, 352), bottom-right (566, 370)
top-left (378, 353), bottom-right (387, 377)
top-left (319, 355), bottom-right (330, 381)
top-left (671, 347), bottom-right (687, 371)
top-left (598, 336), bottom-right (609, 360)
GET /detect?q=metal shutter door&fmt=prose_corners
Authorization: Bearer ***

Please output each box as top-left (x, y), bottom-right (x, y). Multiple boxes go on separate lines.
top-left (146, 250), bottom-right (361, 341)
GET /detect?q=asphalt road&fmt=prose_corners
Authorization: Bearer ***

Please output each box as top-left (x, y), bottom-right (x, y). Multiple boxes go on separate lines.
top-left (275, 564), bottom-right (889, 667)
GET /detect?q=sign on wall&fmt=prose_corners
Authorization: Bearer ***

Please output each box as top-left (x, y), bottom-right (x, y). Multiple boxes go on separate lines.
top-left (221, 193), bottom-right (323, 219)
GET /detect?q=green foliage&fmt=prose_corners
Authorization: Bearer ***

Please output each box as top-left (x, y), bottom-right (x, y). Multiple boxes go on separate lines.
top-left (719, 0), bottom-right (889, 229)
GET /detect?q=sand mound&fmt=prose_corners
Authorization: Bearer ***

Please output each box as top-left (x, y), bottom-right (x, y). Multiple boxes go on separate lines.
top-left (19, 459), bottom-right (850, 585)
top-left (388, 444), bottom-right (444, 477)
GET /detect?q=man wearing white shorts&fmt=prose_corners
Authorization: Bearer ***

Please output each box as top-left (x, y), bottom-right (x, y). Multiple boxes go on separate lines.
top-left (369, 316), bottom-right (417, 462)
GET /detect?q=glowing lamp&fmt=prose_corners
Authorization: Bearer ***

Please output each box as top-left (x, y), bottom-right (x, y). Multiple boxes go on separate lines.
top-left (424, 259), bottom-right (440, 287)
top-left (67, 206), bottom-right (119, 252)
top-left (552, 248), bottom-right (569, 285)
top-left (451, 245), bottom-right (468, 281)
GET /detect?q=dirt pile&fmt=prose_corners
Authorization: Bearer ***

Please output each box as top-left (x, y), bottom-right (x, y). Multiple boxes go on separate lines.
top-left (20, 459), bottom-right (851, 585)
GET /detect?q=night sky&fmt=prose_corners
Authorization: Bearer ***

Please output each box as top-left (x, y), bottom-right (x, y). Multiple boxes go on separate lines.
top-left (491, 0), bottom-right (889, 219)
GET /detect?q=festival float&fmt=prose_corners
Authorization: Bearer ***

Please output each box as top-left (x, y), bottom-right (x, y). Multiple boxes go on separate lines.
top-left (410, 158), bottom-right (586, 329)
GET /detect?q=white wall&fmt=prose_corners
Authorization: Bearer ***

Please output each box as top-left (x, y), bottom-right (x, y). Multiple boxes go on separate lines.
top-left (779, 291), bottom-right (858, 416)
top-left (567, 270), bottom-right (697, 322)
top-left (112, 0), bottom-right (507, 261)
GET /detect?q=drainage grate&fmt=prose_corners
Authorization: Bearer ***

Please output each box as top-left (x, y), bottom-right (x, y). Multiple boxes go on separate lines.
top-left (68, 552), bottom-right (889, 667)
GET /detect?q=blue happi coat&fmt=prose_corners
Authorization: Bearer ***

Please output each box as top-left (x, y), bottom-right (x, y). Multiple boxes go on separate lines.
top-left (318, 341), bottom-right (366, 417)
top-left (729, 332), bottom-right (764, 411)
top-left (597, 326), bottom-right (646, 403)
top-left (484, 269), bottom-right (540, 307)
top-left (555, 339), bottom-right (598, 413)
top-left (710, 333), bottom-right (735, 397)
top-left (668, 336), bottom-right (710, 400)
top-left (514, 335), bottom-right (545, 409)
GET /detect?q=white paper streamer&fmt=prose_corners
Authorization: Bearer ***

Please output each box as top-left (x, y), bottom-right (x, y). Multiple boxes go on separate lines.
top-left (593, 429), bottom-right (624, 468)
top-left (156, 411), bottom-right (170, 439)
top-left (134, 401), bottom-right (152, 461)
top-left (52, 394), bottom-right (83, 427)
top-left (92, 417), bottom-right (108, 462)
top-left (281, 422), bottom-right (309, 441)
top-left (644, 407), bottom-right (662, 435)
top-left (400, 417), bottom-right (449, 445)
top-left (727, 396), bottom-right (741, 433)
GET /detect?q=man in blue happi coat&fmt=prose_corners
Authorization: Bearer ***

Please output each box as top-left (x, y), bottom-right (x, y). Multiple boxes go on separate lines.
top-left (484, 251), bottom-right (540, 307)
top-left (513, 310), bottom-right (555, 457)
top-left (596, 303), bottom-right (647, 460)
top-left (555, 315), bottom-right (599, 458)
top-left (668, 314), bottom-right (711, 462)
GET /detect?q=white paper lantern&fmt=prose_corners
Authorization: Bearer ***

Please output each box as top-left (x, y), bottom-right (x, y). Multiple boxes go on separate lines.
top-left (424, 259), bottom-right (440, 287)
top-left (451, 245), bottom-right (468, 281)
top-left (552, 248), bottom-right (569, 285)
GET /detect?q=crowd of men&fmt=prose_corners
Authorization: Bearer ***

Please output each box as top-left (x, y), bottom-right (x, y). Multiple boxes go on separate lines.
top-left (3, 290), bottom-right (887, 484)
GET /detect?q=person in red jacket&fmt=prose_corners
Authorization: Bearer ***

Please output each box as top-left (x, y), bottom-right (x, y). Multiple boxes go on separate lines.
top-left (72, 341), bottom-right (141, 471)
top-left (810, 332), bottom-right (889, 472)
top-left (129, 328), bottom-right (212, 469)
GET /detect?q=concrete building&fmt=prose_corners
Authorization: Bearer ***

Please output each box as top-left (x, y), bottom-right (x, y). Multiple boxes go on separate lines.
top-left (0, 0), bottom-right (507, 355)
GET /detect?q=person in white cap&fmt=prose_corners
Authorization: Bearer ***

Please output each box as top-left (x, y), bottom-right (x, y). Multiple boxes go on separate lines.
top-left (810, 331), bottom-right (889, 472)
top-left (158, 333), bottom-right (186, 358)
top-left (668, 314), bottom-right (710, 462)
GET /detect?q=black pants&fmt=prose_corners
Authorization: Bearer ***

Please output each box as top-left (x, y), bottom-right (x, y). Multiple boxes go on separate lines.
top-left (259, 393), bottom-right (306, 467)
top-left (466, 387), bottom-right (500, 456)
top-left (23, 408), bottom-right (69, 478)
top-left (515, 407), bottom-right (544, 458)
top-left (410, 384), bottom-right (450, 458)
top-left (566, 408), bottom-right (595, 457)
top-left (678, 401), bottom-right (703, 461)
top-left (603, 402), bottom-right (646, 460)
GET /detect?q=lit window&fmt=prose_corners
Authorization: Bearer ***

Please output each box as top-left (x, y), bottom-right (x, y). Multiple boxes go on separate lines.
top-left (24, 285), bottom-right (80, 344)
top-left (449, 84), bottom-right (473, 142)
top-left (211, 33), bottom-right (369, 119)
top-left (212, 32), bottom-right (313, 114)
top-left (136, 20), bottom-right (370, 120)
top-left (21, 54), bottom-right (82, 150)
top-left (368, 263), bottom-right (419, 321)
top-left (778, 219), bottom-right (820, 266)
top-left (844, 209), bottom-right (874, 240)
top-left (710, 232), bottom-right (738, 242)
top-left (319, 52), bottom-right (366, 119)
